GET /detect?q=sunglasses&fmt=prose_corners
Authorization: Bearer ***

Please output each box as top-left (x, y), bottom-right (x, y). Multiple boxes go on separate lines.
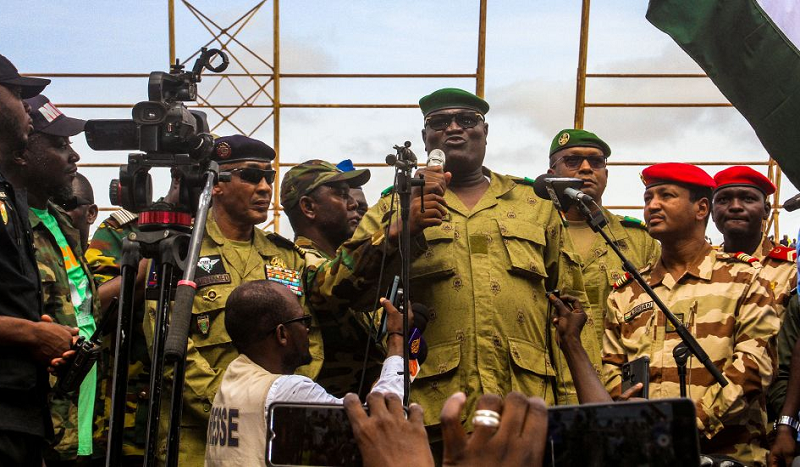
top-left (551, 155), bottom-right (608, 170)
top-left (267, 314), bottom-right (313, 335)
top-left (59, 196), bottom-right (94, 211)
top-left (425, 112), bottom-right (484, 131)
top-left (230, 167), bottom-right (276, 185)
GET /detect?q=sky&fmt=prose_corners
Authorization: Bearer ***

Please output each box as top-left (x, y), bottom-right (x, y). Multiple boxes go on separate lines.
top-left (2, 0), bottom-right (798, 243)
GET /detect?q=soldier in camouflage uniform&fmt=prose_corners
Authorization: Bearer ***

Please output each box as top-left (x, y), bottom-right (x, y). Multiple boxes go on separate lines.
top-left (311, 89), bottom-right (592, 435)
top-left (604, 163), bottom-right (779, 466)
top-left (15, 95), bottom-right (108, 464)
top-left (769, 294), bottom-right (800, 465)
top-left (281, 159), bottom-right (385, 397)
top-left (546, 128), bottom-right (660, 348)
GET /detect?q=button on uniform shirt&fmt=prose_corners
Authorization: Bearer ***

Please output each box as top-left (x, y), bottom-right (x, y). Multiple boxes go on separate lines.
top-left (603, 246), bottom-right (779, 466)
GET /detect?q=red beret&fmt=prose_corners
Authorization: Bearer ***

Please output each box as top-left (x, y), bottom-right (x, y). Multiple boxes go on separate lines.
top-left (641, 163), bottom-right (715, 189)
top-left (713, 166), bottom-right (775, 195)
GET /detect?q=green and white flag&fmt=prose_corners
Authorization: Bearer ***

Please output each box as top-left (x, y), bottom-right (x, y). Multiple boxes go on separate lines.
top-left (646, 0), bottom-right (800, 188)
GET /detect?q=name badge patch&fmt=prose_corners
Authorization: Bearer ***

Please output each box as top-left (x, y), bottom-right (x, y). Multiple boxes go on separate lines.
top-left (624, 301), bottom-right (654, 323)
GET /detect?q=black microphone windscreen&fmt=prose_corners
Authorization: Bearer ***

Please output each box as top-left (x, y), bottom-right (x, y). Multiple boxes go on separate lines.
top-left (411, 303), bottom-right (430, 333)
top-left (532, 173), bottom-right (552, 200)
top-left (784, 193), bottom-right (800, 212)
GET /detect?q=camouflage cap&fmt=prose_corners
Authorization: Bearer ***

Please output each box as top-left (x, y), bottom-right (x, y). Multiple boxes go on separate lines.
top-left (549, 129), bottom-right (611, 157)
top-left (281, 159), bottom-right (371, 209)
top-left (419, 88), bottom-right (490, 117)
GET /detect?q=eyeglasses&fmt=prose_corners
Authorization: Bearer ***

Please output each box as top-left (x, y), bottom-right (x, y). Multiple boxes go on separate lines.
top-left (267, 314), bottom-right (313, 335)
top-left (59, 196), bottom-right (94, 211)
top-left (551, 155), bottom-right (608, 170)
top-left (230, 167), bottom-right (276, 185)
top-left (424, 112), bottom-right (484, 131)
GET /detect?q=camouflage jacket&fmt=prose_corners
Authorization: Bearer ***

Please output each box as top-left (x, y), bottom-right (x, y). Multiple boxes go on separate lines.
top-left (295, 235), bottom-right (386, 398)
top-left (29, 202), bottom-right (107, 461)
top-left (85, 208), bottom-right (150, 456)
top-left (752, 234), bottom-right (797, 321)
top-left (570, 210), bottom-right (660, 349)
top-left (310, 170), bottom-right (595, 427)
top-left (603, 246), bottom-right (779, 466)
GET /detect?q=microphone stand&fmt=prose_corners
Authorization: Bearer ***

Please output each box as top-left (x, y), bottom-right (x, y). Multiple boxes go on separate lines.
top-left (569, 196), bottom-right (728, 389)
top-left (385, 141), bottom-right (425, 405)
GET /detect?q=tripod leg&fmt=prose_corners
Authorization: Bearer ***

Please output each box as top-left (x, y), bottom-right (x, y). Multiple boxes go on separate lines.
top-left (105, 239), bottom-right (141, 466)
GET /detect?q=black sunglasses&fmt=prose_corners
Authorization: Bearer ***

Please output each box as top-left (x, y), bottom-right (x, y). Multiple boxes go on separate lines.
top-left (425, 112), bottom-right (484, 131)
top-left (230, 167), bottom-right (276, 185)
top-left (59, 196), bottom-right (94, 211)
top-left (267, 314), bottom-right (313, 335)
top-left (551, 155), bottom-right (608, 170)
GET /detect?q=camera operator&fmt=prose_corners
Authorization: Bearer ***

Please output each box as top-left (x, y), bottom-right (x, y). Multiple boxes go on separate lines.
top-left (0, 54), bottom-right (78, 467)
top-left (15, 94), bottom-right (107, 464)
top-left (204, 280), bottom-right (406, 467)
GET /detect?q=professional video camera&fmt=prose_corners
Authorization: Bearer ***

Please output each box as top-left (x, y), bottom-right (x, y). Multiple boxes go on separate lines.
top-left (84, 47), bottom-right (229, 225)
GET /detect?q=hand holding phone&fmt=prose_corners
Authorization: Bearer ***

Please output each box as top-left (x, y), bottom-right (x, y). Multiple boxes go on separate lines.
top-left (621, 356), bottom-right (650, 399)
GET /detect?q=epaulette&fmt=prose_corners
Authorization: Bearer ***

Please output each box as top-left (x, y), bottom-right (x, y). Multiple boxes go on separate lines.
top-left (110, 209), bottom-right (138, 227)
top-left (381, 185), bottom-right (395, 197)
top-left (767, 245), bottom-right (797, 262)
top-left (613, 272), bottom-right (633, 290)
top-left (730, 251), bottom-right (761, 265)
top-left (510, 176), bottom-right (536, 187)
top-left (266, 231), bottom-right (306, 255)
top-left (619, 215), bottom-right (647, 230)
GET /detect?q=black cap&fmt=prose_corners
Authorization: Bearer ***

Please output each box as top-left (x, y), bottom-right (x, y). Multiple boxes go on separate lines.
top-left (25, 95), bottom-right (85, 136)
top-left (212, 135), bottom-right (275, 163)
top-left (0, 54), bottom-right (50, 99)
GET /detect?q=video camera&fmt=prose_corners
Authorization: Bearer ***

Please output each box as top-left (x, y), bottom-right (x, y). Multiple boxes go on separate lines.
top-left (84, 48), bottom-right (229, 225)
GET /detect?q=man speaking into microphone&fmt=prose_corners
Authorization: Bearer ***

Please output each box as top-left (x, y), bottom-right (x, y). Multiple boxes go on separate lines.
top-left (322, 88), bottom-right (591, 450)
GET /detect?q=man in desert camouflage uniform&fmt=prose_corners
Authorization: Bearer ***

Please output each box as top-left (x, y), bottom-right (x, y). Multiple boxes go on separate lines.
top-left (281, 159), bottom-right (385, 397)
top-left (15, 94), bottom-right (107, 464)
top-left (547, 128), bottom-right (660, 348)
top-left (604, 163), bottom-right (779, 466)
top-left (310, 88), bottom-right (592, 436)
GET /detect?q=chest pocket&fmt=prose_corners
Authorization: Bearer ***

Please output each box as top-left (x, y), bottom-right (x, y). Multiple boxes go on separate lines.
top-left (410, 224), bottom-right (456, 280)
top-left (497, 219), bottom-right (548, 279)
top-left (191, 282), bottom-right (239, 348)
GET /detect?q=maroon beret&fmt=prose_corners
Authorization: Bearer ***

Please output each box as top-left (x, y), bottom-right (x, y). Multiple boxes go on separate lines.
top-left (641, 163), bottom-right (715, 189)
top-left (713, 166), bottom-right (775, 195)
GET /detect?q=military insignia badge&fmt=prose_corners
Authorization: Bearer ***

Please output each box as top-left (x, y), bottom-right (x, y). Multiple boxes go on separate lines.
top-left (558, 132), bottom-right (570, 146)
top-left (197, 257), bottom-right (221, 273)
top-left (666, 313), bottom-right (684, 333)
top-left (270, 256), bottom-right (287, 268)
top-left (195, 255), bottom-right (231, 287)
top-left (265, 265), bottom-right (303, 296)
top-left (216, 141), bottom-right (232, 159)
top-left (197, 314), bottom-right (210, 335)
top-left (624, 301), bottom-right (654, 322)
top-left (0, 200), bottom-right (7, 225)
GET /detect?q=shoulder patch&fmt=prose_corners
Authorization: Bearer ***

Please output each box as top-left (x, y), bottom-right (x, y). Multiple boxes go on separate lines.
top-left (768, 246), bottom-right (797, 262)
top-left (508, 176), bottom-right (536, 187)
top-left (381, 185), bottom-right (395, 197)
top-left (731, 251), bottom-right (761, 266)
top-left (110, 209), bottom-right (138, 227)
top-left (613, 271), bottom-right (633, 290)
top-left (619, 215), bottom-right (647, 230)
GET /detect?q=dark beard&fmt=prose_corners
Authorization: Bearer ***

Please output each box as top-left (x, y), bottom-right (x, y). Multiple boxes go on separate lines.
top-left (52, 182), bottom-right (75, 205)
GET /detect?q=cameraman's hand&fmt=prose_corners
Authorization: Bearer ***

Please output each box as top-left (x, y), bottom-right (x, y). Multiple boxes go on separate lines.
top-left (27, 315), bottom-right (77, 368)
top-left (344, 392), bottom-right (434, 467)
top-left (388, 166), bottom-right (450, 242)
top-left (441, 392), bottom-right (548, 467)
top-left (769, 426), bottom-right (797, 467)
top-left (548, 293), bottom-right (586, 349)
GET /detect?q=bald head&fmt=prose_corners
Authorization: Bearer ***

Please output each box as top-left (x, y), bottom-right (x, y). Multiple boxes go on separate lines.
top-left (72, 172), bottom-right (94, 203)
top-left (225, 280), bottom-right (300, 353)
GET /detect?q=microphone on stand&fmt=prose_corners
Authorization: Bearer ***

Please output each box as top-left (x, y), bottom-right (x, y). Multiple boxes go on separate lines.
top-left (784, 193), bottom-right (800, 212)
top-left (426, 149), bottom-right (446, 169)
top-left (532, 174), bottom-right (592, 212)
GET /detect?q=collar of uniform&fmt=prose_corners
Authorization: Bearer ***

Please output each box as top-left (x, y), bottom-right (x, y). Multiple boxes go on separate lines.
top-left (443, 168), bottom-right (512, 217)
top-left (29, 201), bottom-right (82, 251)
top-left (294, 235), bottom-right (329, 260)
top-left (648, 243), bottom-right (714, 287)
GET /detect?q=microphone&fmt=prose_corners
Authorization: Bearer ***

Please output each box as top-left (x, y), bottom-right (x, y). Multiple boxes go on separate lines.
top-left (408, 303), bottom-right (429, 381)
top-left (784, 193), bottom-right (800, 212)
top-left (532, 174), bottom-right (593, 212)
top-left (427, 149), bottom-right (446, 169)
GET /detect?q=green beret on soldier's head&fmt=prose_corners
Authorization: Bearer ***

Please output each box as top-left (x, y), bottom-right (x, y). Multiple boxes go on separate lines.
top-left (419, 88), bottom-right (490, 117)
top-left (281, 159), bottom-right (371, 209)
top-left (549, 129), bottom-right (611, 157)
top-left (212, 135), bottom-right (276, 164)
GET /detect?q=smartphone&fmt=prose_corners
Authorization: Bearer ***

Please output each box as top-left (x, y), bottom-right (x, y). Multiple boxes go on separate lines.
top-left (621, 356), bottom-right (650, 398)
top-left (267, 402), bottom-right (364, 466)
top-left (378, 276), bottom-right (401, 338)
top-left (545, 398), bottom-right (700, 467)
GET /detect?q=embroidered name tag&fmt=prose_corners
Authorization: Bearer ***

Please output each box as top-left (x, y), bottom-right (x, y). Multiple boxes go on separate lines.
top-left (195, 255), bottom-right (231, 287)
top-left (624, 301), bottom-right (654, 323)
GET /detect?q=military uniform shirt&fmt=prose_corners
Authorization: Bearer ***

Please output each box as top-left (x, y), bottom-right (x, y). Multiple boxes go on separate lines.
top-left (603, 246), bottom-right (779, 466)
top-left (751, 234), bottom-right (796, 320)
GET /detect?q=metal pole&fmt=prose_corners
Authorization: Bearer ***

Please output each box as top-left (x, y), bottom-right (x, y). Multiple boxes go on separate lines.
top-left (573, 0), bottom-right (591, 129)
top-left (168, 0), bottom-right (176, 66)
top-left (475, 0), bottom-right (487, 97)
top-left (272, 0), bottom-right (281, 233)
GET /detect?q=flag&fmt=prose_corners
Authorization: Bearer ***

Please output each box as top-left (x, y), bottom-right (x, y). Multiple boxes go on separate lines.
top-left (646, 0), bottom-right (800, 188)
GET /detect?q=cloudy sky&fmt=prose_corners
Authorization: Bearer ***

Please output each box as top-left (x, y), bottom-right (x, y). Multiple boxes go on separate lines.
top-left (2, 0), bottom-right (798, 242)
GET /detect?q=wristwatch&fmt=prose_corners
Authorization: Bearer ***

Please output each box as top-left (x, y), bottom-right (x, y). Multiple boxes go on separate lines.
top-left (773, 415), bottom-right (800, 434)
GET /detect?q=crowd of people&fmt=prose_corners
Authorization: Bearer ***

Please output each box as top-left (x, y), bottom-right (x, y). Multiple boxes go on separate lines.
top-left (0, 51), bottom-right (798, 467)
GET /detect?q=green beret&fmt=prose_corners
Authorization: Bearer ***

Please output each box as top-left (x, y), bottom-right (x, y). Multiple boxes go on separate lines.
top-left (419, 88), bottom-right (490, 116)
top-left (549, 129), bottom-right (611, 157)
